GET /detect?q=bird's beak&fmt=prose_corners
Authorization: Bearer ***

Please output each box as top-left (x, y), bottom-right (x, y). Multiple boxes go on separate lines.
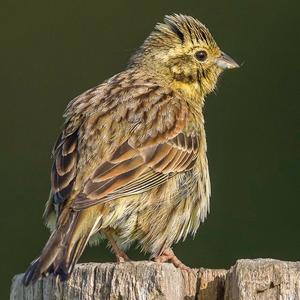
top-left (216, 51), bottom-right (239, 69)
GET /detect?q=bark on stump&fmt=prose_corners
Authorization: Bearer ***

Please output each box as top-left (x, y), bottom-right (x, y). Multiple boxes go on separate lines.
top-left (10, 259), bottom-right (300, 300)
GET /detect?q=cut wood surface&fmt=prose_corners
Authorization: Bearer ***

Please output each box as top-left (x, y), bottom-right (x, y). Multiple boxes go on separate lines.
top-left (11, 259), bottom-right (300, 300)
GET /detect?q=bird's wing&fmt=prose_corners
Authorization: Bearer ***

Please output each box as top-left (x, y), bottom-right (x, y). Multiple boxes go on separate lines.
top-left (44, 85), bottom-right (98, 219)
top-left (73, 131), bottom-right (200, 211)
top-left (70, 82), bottom-right (200, 211)
top-left (51, 129), bottom-right (79, 205)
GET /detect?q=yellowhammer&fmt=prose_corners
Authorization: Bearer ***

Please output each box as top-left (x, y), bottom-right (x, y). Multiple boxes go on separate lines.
top-left (23, 14), bottom-right (239, 285)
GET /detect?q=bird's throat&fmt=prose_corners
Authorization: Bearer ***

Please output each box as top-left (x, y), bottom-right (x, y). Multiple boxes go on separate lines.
top-left (170, 80), bottom-right (205, 107)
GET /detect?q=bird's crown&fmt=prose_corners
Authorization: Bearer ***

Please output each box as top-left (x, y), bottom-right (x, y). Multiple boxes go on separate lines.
top-left (152, 14), bottom-right (217, 48)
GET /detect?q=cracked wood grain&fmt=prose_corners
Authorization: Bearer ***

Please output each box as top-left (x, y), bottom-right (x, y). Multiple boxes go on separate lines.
top-left (10, 259), bottom-right (300, 300)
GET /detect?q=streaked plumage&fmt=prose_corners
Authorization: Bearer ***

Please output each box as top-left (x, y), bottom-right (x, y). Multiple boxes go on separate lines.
top-left (23, 14), bottom-right (238, 285)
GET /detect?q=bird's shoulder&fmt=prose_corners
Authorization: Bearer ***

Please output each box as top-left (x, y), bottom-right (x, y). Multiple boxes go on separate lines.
top-left (65, 69), bottom-right (186, 126)
top-left (64, 68), bottom-right (193, 152)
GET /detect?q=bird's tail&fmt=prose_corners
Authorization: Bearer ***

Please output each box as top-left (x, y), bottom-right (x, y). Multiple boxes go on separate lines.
top-left (23, 209), bottom-right (100, 286)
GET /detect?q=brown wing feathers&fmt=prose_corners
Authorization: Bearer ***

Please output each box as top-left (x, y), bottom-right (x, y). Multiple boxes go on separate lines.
top-left (73, 131), bottom-right (199, 210)
top-left (48, 84), bottom-right (199, 211)
top-left (51, 130), bottom-right (78, 205)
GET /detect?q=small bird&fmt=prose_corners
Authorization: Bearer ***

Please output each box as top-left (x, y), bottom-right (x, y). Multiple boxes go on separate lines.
top-left (23, 14), bottom-right (239, 285)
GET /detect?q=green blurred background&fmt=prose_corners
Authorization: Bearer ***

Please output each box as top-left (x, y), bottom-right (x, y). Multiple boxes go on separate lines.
top-left (1, 0), bottom-right (299, 298)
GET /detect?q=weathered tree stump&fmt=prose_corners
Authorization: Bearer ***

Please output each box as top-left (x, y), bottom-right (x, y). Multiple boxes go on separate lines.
top-left (225, 259), bottom-right (300, 299)
top-left (10, 259), bottom-right (300, 300)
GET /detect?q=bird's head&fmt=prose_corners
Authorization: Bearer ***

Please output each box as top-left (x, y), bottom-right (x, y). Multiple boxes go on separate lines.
top-left (130, 14), bottom-right (239, 99)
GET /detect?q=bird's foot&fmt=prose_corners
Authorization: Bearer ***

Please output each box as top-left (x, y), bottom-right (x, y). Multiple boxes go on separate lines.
top-left (104, 230), bottom-right (131, 263)
top-left (153, 248), bottom-right (193, 272)
top-left (115, 250), bottom-right (130, 263)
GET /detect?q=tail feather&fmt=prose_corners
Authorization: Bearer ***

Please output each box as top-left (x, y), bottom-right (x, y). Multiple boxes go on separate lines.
top-left (52, 234), bottom-right (91, 280)
top-left (22, 258), bottom-right (41, 286)
top-left (23, 211), bottom-right (99, 286)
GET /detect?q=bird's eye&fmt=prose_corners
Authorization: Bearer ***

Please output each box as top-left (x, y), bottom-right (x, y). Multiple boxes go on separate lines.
top-left (195, 50), bottom-right (208, 62)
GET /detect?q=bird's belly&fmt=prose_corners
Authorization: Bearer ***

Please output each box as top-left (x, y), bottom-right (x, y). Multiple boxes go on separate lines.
top-left (95, 172), bottom-right (209, 255)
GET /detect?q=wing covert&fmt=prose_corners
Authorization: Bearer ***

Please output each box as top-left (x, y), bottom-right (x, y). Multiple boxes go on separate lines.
top-left (72, 100), bottom-right (200, 210)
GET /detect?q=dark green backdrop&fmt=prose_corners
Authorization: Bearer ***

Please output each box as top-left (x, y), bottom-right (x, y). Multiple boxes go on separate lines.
top-left (1, 0), bottom-right (299, 298)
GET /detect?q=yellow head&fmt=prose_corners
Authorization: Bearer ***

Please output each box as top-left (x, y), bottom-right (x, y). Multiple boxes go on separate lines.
top-left (130, 14), bottom-right (239, 98)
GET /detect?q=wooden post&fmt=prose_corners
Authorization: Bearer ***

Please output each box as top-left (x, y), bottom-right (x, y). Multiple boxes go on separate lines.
top-left (225, 259), bottom-right (300, 299)
top-left (10, 259), bottom-right (300, 300)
